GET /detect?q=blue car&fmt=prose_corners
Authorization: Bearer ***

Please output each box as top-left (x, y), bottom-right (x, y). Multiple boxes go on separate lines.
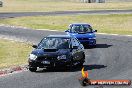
top-left (65, 23), bottom-right (97, 47)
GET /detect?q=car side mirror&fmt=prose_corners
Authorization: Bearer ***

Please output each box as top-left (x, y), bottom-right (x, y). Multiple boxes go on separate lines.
top-left (72, 46), bottom-right (78, 49)
top-left (65, 29), bottom-right (69, 32)
top-left (94, 30), bottom-right (97, 32)
top-left (80, 44), bottom-right (84, 49)
top-left (32, 45), bottom-right (37, 48)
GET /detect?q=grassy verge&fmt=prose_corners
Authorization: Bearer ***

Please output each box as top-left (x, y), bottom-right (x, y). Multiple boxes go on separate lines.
top-left (0, 39), bottom-right (32, 69)
top-left (0, 14), bottom-right (132, 35)
top-left (0, 0), bottom-right (132, 12)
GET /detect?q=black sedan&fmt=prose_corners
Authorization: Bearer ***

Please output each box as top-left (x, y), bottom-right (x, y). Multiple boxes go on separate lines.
top-left (28, 35), bottom-right (85, 72)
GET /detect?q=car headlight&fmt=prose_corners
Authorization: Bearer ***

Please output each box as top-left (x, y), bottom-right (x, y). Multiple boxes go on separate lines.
top-left (29, 54), bottom-right (37, 60)
top-left (57, 55), bottom-right (67, 60)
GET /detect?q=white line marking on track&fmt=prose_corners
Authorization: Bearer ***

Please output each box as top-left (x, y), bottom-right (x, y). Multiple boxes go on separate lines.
top-left (0, 70), bottom-right (28, 78)
top-left (36, 29), bottom-right (132, 37)
top-left (0, 24), bottom-right (132, 37)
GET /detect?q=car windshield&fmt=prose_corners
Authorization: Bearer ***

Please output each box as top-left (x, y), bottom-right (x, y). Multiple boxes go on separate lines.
top-left (37, 37), bottom-right (70, 49)
top-left (70, 25), bottom-right (93, 33)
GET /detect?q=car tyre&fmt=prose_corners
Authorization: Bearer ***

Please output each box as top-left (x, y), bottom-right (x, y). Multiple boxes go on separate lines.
top-left (78, 62), bottom-right (84, 67)
top-left (69, 62), bottom-right (73, 70)
top-left (29, 67), bottom-right (37, 72)
top-left (69, 58), bottom-right (74, 70)
top-left (92, 45), bottom-right (96, 48)
top-left (92, 40), bottom-right (96, 48)
top-left (78, 54), bottom-right (85, 67)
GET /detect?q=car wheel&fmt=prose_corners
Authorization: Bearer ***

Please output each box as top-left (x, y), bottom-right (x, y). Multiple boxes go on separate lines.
top-left (69, 58), bottom-right (74, 70)
top-left (83, 43), bottom-right (88, 48)
top-left (29, 67), bottom-right (37, 72)
top-left (78, 54), bottom-right (85, 67)
top-left (93, 45), bottom-right (96, 48)
top-left (78, 62), bottom-right (84, 67)
top-left (92, 40), bottom-right (96, 48)
top-left (46, 67), bottom-right (55, 71)
top-left (69, 62), bottom-right (73, 70)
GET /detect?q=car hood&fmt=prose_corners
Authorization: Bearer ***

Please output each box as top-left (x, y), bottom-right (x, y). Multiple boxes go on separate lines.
top-left (31, 49), bottom-right (70, 56)
top-left (67, 32), bottom-right (96, 38)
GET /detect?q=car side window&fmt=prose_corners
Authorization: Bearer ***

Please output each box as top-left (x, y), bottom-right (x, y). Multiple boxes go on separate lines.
top-left (71, 38), bottom-right (79, 47)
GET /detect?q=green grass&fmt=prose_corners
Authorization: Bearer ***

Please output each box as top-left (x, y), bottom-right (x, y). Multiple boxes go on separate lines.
top-left (0, 14), bottom-right (132, 35)
top-left (0, 39), bottom-right (32, 69)
top-left (0, 0), bottom-right (132, 12)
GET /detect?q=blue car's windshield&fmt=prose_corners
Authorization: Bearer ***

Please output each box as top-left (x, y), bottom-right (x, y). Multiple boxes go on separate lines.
top-left (37, 37), bottom-right (70, 49)
top-left (70, 25), bottom-right (93, 33)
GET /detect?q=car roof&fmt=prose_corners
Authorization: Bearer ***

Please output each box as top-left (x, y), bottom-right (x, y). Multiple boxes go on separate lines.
top-left (70, 23), bottom-right (91, 26)
top-left (47, 35), bottom-right (71, 38)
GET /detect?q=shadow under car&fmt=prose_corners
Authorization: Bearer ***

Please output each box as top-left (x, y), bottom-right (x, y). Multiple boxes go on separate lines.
top-left (33, 64), bottom-right (107, 73)
top-left (84, 44), bottom-right (112, 49)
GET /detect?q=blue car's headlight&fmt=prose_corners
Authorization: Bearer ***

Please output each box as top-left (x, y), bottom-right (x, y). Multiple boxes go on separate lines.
top-left (29, 54), bottom-right (37, 60)
top-left (57, 55), bottom-right (67, 60)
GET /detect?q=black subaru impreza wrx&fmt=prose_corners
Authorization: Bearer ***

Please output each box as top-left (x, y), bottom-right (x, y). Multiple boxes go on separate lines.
top-left (28, 35), bottom-right (85, 72)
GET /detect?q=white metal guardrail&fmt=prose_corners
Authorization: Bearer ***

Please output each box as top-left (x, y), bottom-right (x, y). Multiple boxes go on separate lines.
top-left (80, 0), bottom-right (132, 3)
top-left (80, 0), bottom-right (105, 3)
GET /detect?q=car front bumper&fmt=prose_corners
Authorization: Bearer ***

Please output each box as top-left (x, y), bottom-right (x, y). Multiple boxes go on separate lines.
top-left (28, 59), bottom-right (71, 68)
top-left (78, 39), bottom-right (96, 46)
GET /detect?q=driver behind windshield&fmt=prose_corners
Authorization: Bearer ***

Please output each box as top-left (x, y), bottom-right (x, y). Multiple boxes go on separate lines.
top-left (70, 25), bottom-right (92, 33)
top-left (38, 38), bottom-right (70, 49)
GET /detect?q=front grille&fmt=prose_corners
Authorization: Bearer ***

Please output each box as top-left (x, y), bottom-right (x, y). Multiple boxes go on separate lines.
top-left (37, 56), bottom-right (57, 61)
top-left (44, 49), bottom-right (58, 52)
top-left (77, 38), bottom-right (89, 40)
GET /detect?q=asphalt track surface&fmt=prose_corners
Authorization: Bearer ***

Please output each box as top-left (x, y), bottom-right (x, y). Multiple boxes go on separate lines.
top-left (0, 26), bottom-right (132, 88)
top-left (0, 10), bottom-right (132, 19)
